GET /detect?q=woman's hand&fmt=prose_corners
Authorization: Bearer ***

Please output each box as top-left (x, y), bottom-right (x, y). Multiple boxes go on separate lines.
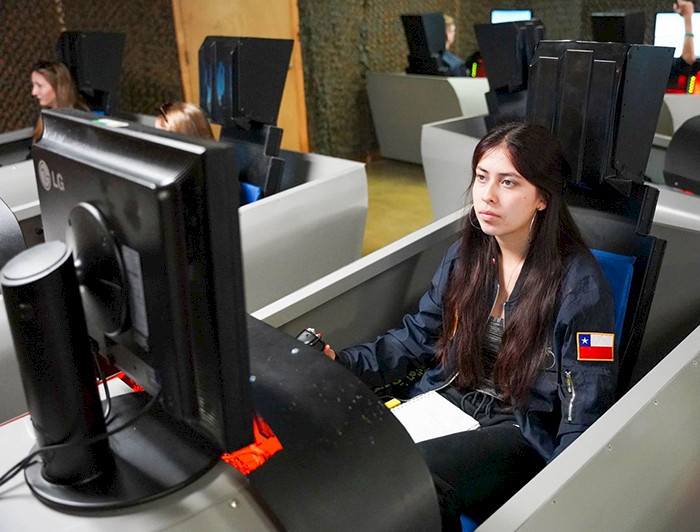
top-left (323, 344), bottom-right (337, 360)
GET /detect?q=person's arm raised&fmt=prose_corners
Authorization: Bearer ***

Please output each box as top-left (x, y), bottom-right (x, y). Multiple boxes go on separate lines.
top-left (675, 0), bottom-right (696, 65)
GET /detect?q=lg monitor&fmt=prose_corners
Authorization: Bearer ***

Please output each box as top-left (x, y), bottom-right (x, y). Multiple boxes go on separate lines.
top-left (23, 108), bottom-right (253, 510)
top-left (491, 9), bottom-right (532, 24)
top-left (591, 12), bottom-right (645, 45)
top-left (654, 12), bottom-right (700, 59)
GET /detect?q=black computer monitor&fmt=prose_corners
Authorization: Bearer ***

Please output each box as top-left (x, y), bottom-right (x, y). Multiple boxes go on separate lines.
top-left (401, 12), bottom-right (450, 76)
top-left (475, 19), bottom-right (545, 93)
top-left (474, 19), bottom-right (545, 124)
top-left (27, 108), bottom-right (253, 510)
top-left (654, 12), bottom-right (700, 59)
top-left (56, 31), bottom-right (125, 115)
top-left (401, 12), bottom-right (445, 58)
top-left (591, 12), bottom-right (645, 45)
top-left (491, 9), bottom-right (532, 24)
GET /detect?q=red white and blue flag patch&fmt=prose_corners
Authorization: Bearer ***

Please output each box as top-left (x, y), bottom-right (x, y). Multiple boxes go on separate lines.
top-left (577, 332), bottom-right (615, 362)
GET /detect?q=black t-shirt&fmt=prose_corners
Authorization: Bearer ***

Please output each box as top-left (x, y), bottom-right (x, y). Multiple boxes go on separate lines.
top-left (668, 56), bottom-right (694, 89)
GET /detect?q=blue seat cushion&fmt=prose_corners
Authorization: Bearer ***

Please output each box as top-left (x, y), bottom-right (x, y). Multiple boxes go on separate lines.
top-left (591, 248), bottom-right (635, 344)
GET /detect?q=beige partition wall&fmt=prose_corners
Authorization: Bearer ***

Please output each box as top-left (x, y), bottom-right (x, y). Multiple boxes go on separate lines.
top-left (171, 0), bottom-right (309, 152)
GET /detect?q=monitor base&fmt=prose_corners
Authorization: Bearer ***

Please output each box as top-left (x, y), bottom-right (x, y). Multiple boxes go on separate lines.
top-left (25, 392), bottom-right (221, 512)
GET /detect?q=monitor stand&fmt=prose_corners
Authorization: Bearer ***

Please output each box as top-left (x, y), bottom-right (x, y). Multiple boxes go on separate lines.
top-left (24, 392), bottom-right (221, 512)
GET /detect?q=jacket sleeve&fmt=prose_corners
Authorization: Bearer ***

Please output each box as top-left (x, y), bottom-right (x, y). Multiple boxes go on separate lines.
top-left (550, 273), bottom-right (618, 460)
top-left (335, 241), bottom-right (459, 388)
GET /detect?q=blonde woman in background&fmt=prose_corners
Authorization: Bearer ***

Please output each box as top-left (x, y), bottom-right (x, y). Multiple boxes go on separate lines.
top-left (30, 61), bottom-right (88, 141)
top-left (442, 13), bottom-right (466, 76)
top-left (155, 102), bottom-right (214, 139)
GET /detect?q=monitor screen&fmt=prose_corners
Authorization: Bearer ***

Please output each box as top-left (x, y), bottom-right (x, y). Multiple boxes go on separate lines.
top-left (654, 12), bottom-right (700, 59)
top-left (491, 9), bottom-right (532, 24)
top-left (591, 12), bottom-right (645, 45)
top-left (33, 109), bottom-right (253, 453)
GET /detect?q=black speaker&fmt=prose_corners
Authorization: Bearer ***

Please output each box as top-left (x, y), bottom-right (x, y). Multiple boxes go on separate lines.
top-left (1, 241), bottom-right (109, 485)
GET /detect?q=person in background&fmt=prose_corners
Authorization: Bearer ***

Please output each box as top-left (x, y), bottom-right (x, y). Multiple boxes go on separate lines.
top-left (444, 13), bottom-right (457, 51)
top-left (30, 61), bottom-right (88, 142)
top-left (322, 122), bottom-right (617, 529)
top-left (675, 0), bottom-right (695, 66)
top-left (155, 101), bottom-right (214, 139)
top-left (667, 0), bottom-right (696, 89)
top-left (442, 14), bottom-right (466, 76)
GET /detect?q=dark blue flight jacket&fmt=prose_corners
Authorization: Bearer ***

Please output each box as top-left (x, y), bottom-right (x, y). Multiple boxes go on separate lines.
top-left (337, 241), bottom-right (618, 462)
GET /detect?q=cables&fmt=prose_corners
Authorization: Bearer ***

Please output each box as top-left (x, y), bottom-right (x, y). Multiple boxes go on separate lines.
top-left (0, 389), bottom-right (161, 491)
top-left (92, 350), bottom-right (113, 424)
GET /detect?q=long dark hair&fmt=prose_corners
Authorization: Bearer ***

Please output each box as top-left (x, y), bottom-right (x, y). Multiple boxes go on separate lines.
top-left (437, 122), bottom-right (589, 405)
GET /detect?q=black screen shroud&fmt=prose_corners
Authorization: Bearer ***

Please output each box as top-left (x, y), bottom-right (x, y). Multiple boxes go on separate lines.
top-left (56, 31), bottom-right (125, 115)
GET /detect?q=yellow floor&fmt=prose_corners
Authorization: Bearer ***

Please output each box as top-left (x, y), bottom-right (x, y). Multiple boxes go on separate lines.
top-left (362, 158), bottom-right (434, 255)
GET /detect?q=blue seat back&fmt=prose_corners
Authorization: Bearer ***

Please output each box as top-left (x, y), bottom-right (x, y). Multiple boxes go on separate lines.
top-left (591, 248), bottom-right (635, 346)
top-left (240, 181), bottom-right (263, 206)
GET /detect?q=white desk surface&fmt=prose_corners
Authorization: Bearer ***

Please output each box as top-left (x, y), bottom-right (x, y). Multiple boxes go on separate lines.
top-left (0, 378), bottom-right (277, 531)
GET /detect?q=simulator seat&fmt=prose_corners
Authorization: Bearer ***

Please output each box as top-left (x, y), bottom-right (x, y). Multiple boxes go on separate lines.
top-left (572, 201), bottom-right (665, 396)
top-left (462, 39), bottom-right (674, 530)
top-left (461, 247), bottom-right (638, 532)
top-left (0, 197), bottom-right (26, 271)
top-left (663, 115), bottom-right (700, 195)
top-left (527, 40), bottom-right (673, 395)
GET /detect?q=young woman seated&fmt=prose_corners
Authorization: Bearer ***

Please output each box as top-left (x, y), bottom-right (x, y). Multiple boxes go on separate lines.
top-left (323, 122), bottom-right (618, 529)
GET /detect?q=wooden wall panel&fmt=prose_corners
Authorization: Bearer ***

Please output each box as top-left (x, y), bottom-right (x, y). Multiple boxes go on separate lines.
top-left (171, 0), bottom-right (309, 152)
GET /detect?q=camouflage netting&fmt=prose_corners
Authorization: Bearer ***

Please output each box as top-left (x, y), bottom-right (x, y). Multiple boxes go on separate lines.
top-left (297, 0), bottom-right (674, 160)
top-left (0, 0), bottom-right (182, 133)
top-left (0, 0), bottom-right (67, 131)
top-left (0, 0), bottom-right (680, 159)
top-left (62, 0), bottom-right (183, 116)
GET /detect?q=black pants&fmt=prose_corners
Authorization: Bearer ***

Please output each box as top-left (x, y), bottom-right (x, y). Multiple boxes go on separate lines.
top-left (416, 389), bottom-right (545, 530)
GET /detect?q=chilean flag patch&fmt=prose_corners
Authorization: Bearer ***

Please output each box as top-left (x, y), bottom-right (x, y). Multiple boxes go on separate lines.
top-left (577, 332), bottom-right (615, 362)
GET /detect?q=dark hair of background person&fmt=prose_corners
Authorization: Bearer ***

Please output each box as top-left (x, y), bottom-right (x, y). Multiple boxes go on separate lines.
top-left (436, 122), bottom-right (589, 405)
top-left (155, 101), bottom-right (214, 139)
